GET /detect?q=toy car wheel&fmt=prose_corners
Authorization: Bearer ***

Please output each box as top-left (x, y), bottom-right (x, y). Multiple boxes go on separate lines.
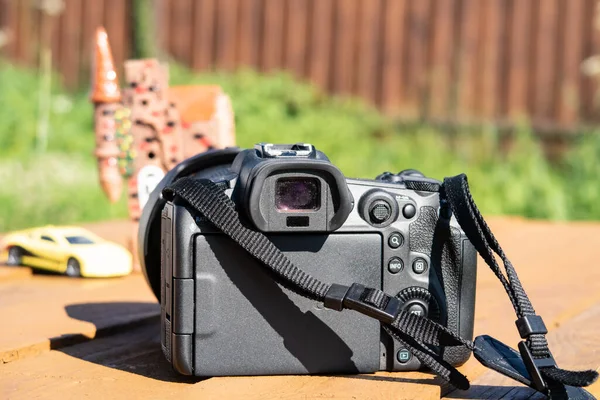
top-left (65, 258), bottom-right (81, 277)
top-left (7, 247), bottom-right (23, 266)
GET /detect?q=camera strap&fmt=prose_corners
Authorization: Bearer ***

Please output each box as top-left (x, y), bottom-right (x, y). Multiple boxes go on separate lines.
top-left (163, 175), bottom-right (598, 399)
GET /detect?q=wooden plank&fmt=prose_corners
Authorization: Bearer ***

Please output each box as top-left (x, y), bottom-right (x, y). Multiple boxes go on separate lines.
top-left (3, 0), bottom-right (19, 59)
top-left (532, 0), bottom-right (559, 124)
top-left (580, 0), bottom-right (599, 123)
top-left (505, 0), bottom-right (532, 119)
top-left (214, 0), bottom-right (238, 71)
top-left (284, 0), bottom-right (310, 78)
top-left (0, 274), bottom-right (158, 364)
top-left (428, 0), bottom-right (455, 120)
top-left (380, 0), bottom-right (406, 114)
top-left (14, 0), bottom-right (32, 64)
top-left (0, 321), bottom-right (441, 399)
top-left (61, 0), bottom-right (82, 90)
top-left (169, 0), bottom-right (194, 65)
top-left (155, 0), bottom-right (169, 56)
top-left (445, 216), bottom-right (600, 394)
top-left (455, 0), bottom-right (480, 120)
top-left (331, 0), bottom-right (358, 95)
top-left (103, 0), bottom-right (127, 80)
top-left (0, 0), bottom-right (9, 56)
top-left (81, 0), bottom-right (106, 85)
top-left (237, 0), bottom-right (261, 67)
top-left (191, 0), bottom-right (217, 71)
top-left (0, 266), bottom-right (31, 282)
top-left (355, 0), bottom-right (383, 105)
top-left (308, 0), bottom-right (334, 89)
top-left (261, 0), bottom-right (286, 71)
top-left (557, 0), bottom-right (584, 127)
top-left (403, 0), bottom-right (431, 118)
top-left (477, 0), bottom-right (504, 121)
top-left (448, 301), bottom-right (600, 399)
top-left (3, 217), bottom-right (600, 399)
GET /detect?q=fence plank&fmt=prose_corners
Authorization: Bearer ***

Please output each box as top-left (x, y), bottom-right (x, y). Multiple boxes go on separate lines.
top-left (191, 0), bottom-right (216, 71)
top-left (381, 0), bottom-right (406, 114)
top-left (558, 0), bottom-right (584, 127)
top-left (356, 0), bottom-right (383, 105)
top-left (61, 0), bottom-right (82, 89)
top-left (428, 0), bottom-right (455, 120)
top-left (332, 0), bottom-right (358, 95)
top-left (284, 0), bottom-right (310, 78)
top-left (169, 0), bottom-right (193, 65)
top-left (156, 0), bottom-right (170, 56)
top-left (0, 0), bottom-right (8, 57)
top-left (237, 0), bottom-right (261, 67)
top-left (308, 0), bottom-right (334, 90)
top-left (15, 0), bottom-right (32, 64)
top-left (533, 0), bottom-right (559, 124)
top-left (4, 0), bottom-right (19, 60)
top-left (404, 0), bottom-right (430, 118)
top-left (81, 0), bottom-right (106, 81)
top-left (455, 0), bottom-right (480, 120)
top-left (261, 0), bottom-right (286, 71)
top-left (103, 0), bottom-right (128, 88)
top-left (505, 0), bottom-right (532, 119)
top-left (581, 0), bottom-right (600, 122)
top-left (3, 0), bottom-right (600, 130)
top-left (478, 0), bottom-right (504, 121)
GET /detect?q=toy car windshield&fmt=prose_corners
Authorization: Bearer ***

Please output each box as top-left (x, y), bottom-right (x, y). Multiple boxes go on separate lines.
top-left (65, 236), bottom-right (95, 245)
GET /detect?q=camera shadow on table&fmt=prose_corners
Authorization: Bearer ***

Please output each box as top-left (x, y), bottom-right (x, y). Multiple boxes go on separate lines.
top-left (60, 301), bottom-right (202, 384)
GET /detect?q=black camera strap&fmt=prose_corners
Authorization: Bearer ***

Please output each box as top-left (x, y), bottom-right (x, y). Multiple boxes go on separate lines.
top-left (163, 175), bottom-right (598, 399)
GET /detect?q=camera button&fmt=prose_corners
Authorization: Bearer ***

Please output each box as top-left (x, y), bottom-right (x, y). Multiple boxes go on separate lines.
top-left (388, 232), bottom-right (404, 248)
top-left (397, 348), bottom-right (412, 364)
top-left (406, 302), bottom-right (427, 317)
top-left (387, 257), bottom-right (404, 274)
top-left (412, 258), bottom-right (428, 274)
top-left (402, 204), bottom-right (416, 219)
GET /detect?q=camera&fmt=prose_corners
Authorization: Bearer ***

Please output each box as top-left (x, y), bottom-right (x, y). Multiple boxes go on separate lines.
top-left (139, 143), bottom-right (477, 376)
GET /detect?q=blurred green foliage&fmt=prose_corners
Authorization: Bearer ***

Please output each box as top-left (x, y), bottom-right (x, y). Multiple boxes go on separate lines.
top-left (1, 60), bottom-right (599, 231)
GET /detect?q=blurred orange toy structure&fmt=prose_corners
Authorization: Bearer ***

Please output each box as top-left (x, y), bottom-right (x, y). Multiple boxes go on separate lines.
top-left (90, 27), bottom-right (236, 270)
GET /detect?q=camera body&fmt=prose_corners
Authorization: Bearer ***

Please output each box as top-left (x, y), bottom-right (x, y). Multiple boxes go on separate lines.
top-left (141, 144), bottom-right (477, 376)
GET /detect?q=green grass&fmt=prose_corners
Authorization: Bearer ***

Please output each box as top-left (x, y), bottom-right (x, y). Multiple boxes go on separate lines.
top-left (1, 60), bottom-right (600, 232)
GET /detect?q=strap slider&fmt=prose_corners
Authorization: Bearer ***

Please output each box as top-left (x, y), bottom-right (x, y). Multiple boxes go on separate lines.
top-left (516, 315), bottom-right (548, 338)
top-left (324, 283), bottom-right (401, 324)
top-left (518, 341), bottom-right (556, 392)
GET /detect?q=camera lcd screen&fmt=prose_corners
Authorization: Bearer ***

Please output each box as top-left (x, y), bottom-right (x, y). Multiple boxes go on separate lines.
top-left (275, 177), bottom-right (321, 211)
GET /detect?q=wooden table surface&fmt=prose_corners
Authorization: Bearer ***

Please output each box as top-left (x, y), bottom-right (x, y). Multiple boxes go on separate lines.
top-left (1, 218), bottom-right (599, 399)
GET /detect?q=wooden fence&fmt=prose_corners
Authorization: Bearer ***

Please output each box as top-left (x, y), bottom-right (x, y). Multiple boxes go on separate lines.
top-left (2, 0), bottom-right (600, 131)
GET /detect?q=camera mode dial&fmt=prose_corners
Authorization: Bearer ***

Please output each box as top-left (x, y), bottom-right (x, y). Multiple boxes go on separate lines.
top-left (358, 190), bottom-right (399, 227)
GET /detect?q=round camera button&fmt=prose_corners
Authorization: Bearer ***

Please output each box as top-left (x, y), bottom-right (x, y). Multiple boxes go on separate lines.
top-left (387, 257), bottom-right (404, 274)
top-left (405, 302), bottom-right (427, 317)
top-left (412, 258), bottom-right (428, 274)
top-left (402, 204), bottom-right (416, 219)
top-left (388, 232), bottom-right (404, 249)
top-left (397, 348), bottom-right (412, 364)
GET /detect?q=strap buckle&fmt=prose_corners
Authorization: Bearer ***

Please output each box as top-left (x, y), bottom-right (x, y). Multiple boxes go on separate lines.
top-left (518, 341), bottom-right (557, 392)
top-left (324, 283), bottom-right (401, 324)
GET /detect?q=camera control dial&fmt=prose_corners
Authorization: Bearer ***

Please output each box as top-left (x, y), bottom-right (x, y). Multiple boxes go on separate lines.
top-left (358, 190), bottom-right (399, 228)
top-left (396, 287), bottom-right (441, 323)
top-left (369, 200), bottom-right (392, 224)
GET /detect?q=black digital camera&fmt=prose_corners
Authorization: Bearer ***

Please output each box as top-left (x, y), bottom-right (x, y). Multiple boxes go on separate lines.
top-left (139, 143), bottom-right (477, 377)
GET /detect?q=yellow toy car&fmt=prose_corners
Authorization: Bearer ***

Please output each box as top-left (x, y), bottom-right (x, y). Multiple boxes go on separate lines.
top-left (1, 226), bottom-right (132, 277)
